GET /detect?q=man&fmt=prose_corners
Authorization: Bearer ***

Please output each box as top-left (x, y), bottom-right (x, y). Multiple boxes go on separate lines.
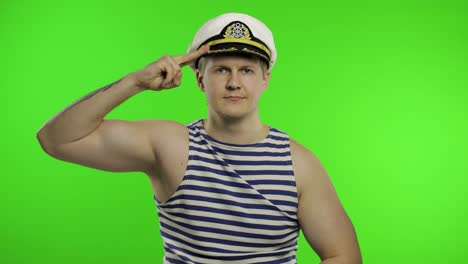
top-left (37, 13), bottom-right (361, 264)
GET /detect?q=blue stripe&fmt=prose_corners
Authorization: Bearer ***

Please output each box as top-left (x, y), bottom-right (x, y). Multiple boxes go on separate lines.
top-left (186, 165), bottom-right (237, 178)
top-left (224, 158), bottom-right (292, 166)
top-left (164, 247), bottom-right (192, 263)
top-left (247, 179), bottom-right (296, 186)
top-left (188, 131), bottom-right (199, 138)
top-left (190, 144), bottom-right (218, 156)
top-left (267, 134), bottom-right (289, 141)
top-left (237, 170), bottom-right (294, 176)
top-left (191, 155), bottom-right (229, 166)
top-left (164, 257), bottom-right (186, 264)
top-left (258, 189), bottom-right (298, 198)
top-left (247, 142), bottom-right (289, 148)
top-left (270, 199), bottom-right (298, 208)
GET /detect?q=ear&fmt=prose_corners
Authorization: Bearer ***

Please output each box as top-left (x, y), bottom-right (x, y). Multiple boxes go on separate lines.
top-left (261, 70), bottom-right (271, 92)
top-left (196, 70), bottom-right (205, 92)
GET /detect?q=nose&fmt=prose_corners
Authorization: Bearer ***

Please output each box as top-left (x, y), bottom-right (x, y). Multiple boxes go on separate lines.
top-left (226, 71), bottom-right (240, 90)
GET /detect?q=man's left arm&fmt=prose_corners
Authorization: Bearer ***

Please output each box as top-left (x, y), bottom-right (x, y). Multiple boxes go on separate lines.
top-left (290, 139), bottom-right (362, 264)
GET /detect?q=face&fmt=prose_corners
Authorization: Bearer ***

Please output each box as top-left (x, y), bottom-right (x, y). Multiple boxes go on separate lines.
top-left (196, 55), bottom-right (271, 120)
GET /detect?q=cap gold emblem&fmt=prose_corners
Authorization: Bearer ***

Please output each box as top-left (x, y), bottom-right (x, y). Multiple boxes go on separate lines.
top-left (223, 22), bottom-right (251, 40)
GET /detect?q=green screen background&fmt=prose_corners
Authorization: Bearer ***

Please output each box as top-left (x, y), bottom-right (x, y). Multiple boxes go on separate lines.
top-left (2, 0), bottom-right (467, 263)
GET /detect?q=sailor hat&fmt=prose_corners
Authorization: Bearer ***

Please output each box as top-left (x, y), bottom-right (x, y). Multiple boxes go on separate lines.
top-left (188, 13), bottom-right (277, 71)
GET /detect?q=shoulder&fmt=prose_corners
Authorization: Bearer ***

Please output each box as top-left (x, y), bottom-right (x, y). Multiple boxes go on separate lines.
top-left (138, 119), bottom-right (190, 145)
top-left (289, 138), bottom-right (328, 198)
top-left (137, 119), bottom-right (191, 176)
top-left (134, 119), bottom-right (186, 128)
top-left (289, 137), bottom-right (322, 169)
top-left (110, 119), bottom-right (190, 157)
top-left (124, 117), bottom-right (190, 137)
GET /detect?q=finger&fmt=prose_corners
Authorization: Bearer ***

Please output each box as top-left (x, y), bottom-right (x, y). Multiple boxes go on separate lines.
top-left (174, 45), bottom-right (210, 67)
top-left (164, 70), bottom-right (182, 89)
top-left (160, 57), bottom-right (180, 87)
top-left (173, 70), bottom-right (182, 86)
top-left (161, 65), bottom-right (175, 87)
top-left (147, 75), bottom-right (164, 90)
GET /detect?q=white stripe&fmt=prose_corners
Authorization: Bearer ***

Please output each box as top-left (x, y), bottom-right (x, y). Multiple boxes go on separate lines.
top-left (190, 147), bottom-right (291, 162)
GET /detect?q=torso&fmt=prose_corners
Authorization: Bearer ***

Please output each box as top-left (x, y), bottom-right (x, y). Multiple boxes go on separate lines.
top-left (153, 120), bottom-right (300, 263)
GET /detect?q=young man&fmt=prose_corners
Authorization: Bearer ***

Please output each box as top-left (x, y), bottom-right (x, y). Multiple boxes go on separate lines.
top-left (37, 13), bottom-right (361, 264)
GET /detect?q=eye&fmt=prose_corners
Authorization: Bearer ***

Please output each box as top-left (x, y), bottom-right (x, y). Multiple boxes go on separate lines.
top-left (241, 68), bottom-right (254, 74)
top-left (215, 67), bottom-right (227, 73)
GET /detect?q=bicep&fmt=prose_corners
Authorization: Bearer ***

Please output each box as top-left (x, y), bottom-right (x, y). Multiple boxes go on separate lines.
top-left (52, 119), bottom-right (156, 173)
top-left (292, 141), bottom-right (361, 262)
top-left (298, 174), bottom-right (358, 260)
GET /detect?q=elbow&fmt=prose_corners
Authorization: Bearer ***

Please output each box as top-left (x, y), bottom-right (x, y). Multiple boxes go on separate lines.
top-left (345, 252), bottom-right (362, 264)
top-left (321, 256), bottom-right (362, 264)
top-left (339, 248), bottom-right (362, 264)
top-left (36, 129), bottom-right (58, 157)
top-left (320, 249), bottom-right (362, 264)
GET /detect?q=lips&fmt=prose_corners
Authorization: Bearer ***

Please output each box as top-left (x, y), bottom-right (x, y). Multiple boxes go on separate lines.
top-left (223, 96), bottom-right (245, 101)
top-left (224, 96), bottom-right (245, 99)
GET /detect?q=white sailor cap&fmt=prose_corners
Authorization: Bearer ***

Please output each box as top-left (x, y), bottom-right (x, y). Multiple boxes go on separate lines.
top-left (187, 13), bottom-right (277, 71)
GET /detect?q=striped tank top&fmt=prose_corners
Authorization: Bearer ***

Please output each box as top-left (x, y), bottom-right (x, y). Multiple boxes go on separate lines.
top-left (155, 119), bottom-right (299, 263)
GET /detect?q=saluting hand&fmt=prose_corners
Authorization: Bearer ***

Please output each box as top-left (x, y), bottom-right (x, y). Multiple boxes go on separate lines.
top-left (132, 45), bottom-right (209, 91)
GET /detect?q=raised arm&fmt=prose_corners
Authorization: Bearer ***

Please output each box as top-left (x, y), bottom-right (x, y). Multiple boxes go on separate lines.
top-left (37, 46), bottom-right (209, 174)
top-left (291, 139), bottom-right (362, 264)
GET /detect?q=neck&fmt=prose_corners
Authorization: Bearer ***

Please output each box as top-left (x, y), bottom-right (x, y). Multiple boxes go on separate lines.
top-left (203, 113), bottom-right (269, 145)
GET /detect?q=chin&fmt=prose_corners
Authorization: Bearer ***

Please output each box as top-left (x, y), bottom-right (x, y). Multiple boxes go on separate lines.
top-left (219, 111), bottom-right (246, 120)
top-left (218, 108), bottom-right (258, 121)
top-left (210, 103), bottom-right (256, 120)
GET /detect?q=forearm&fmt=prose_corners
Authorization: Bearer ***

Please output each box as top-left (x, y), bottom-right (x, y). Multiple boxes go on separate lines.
top-left (37, 73), bottom-right (142, 149)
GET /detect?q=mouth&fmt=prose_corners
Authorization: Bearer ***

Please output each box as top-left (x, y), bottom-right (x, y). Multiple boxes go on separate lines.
top-left (223, 96), bottom-right (246, 102)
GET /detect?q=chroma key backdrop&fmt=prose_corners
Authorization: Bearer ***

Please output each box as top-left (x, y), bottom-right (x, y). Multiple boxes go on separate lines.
top-left (2, 0), bottom-right (467, 263)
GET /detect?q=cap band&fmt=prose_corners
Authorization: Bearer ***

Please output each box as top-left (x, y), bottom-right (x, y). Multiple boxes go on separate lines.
top-left (204, 38), bottom-right (271, 58)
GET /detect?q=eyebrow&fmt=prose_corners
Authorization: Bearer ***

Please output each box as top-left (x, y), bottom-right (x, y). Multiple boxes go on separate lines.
top-left (210, 63), bottom-right (257, 69)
